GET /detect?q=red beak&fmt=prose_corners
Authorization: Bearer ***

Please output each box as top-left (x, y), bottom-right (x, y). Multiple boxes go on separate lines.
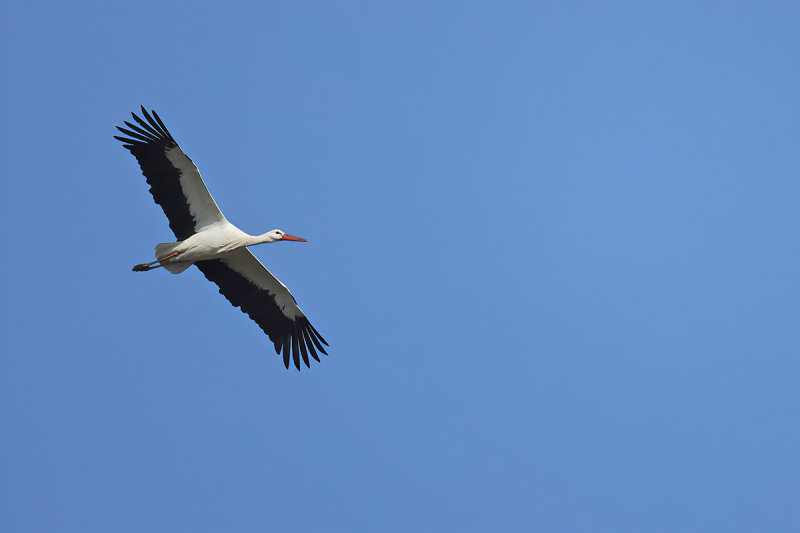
top-left (280, 234), bottom-right (308, 242)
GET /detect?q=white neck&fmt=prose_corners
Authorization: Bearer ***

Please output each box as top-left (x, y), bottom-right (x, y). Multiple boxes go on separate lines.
top-left (248, 232), bottom-right (278, 246)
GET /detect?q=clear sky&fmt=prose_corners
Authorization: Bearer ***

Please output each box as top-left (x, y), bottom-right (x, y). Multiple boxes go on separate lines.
top-left (1, 2), bottom-right (798, 532)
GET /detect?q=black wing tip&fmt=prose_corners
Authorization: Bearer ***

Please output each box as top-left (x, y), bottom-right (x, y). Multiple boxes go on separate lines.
top-left (309, 322), bottom-right (329, 347)
top-left (301, 329), bottom-right (320, 363)
top-left (291, 335), bottom-right (301, 370)
top-left (115, 106), bottom-right (175, 147)
top-left (272, 322), bottom-right (329, 371)
top-left (297, 331), bottom-right (310, 368)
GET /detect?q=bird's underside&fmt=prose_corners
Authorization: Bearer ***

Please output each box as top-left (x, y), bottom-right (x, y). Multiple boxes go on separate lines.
top-left (114, 106), bottom-right (328, 370)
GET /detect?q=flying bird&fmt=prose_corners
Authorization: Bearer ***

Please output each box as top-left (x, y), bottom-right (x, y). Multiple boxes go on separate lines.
top-left (115, 106), bottom-right (328, 370)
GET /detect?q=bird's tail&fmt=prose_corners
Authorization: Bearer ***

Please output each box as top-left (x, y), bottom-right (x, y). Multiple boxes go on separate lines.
top-left (155, 242), bottom-right (192, 274)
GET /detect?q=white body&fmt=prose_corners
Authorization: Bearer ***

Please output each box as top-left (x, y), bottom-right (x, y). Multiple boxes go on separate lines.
top-left (165, 222), bottom-right (258, 263)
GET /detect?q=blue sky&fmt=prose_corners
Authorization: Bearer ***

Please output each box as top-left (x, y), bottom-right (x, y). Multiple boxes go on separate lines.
top-left (1, 2), bottom-right (798, 532)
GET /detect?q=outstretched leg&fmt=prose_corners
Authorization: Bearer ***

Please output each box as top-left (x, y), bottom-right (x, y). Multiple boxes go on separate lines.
top-left (132, 251), bottom-right (180, 272)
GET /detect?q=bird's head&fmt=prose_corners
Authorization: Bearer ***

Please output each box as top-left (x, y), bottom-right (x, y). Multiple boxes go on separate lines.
top-left (264, 229), bottom-right (308, 243)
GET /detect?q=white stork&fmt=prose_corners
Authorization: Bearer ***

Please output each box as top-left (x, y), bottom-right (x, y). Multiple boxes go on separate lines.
top-left (115, 106), bottom-right (328, 370)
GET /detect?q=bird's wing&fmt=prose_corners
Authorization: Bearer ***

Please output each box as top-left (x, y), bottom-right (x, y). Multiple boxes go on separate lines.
top-left (194, 249), bottom-right (329, 370)
top-left (114, 106), bottom-right (226, 240)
